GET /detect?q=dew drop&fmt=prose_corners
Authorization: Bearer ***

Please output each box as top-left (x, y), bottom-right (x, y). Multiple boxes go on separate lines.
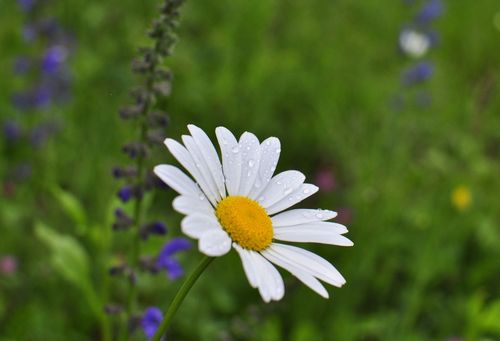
top-left (248, 159), bottom-right (255, 167)
top-left (231, 146), bottom-right (239, 153)
top-left (284, 188), bottom-right (293, 195)
top-left (254, 179), bottom-right (261, 188)
top-left (265, 140), bottom-right (271, 146)
top-left (275, 148), bottom-right (281, 154)
top-left (303, 188), bottom-right (310, 194)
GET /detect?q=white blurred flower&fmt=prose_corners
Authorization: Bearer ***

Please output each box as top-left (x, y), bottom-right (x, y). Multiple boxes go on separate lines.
top-left (399, 29), bottom-right (430, 58)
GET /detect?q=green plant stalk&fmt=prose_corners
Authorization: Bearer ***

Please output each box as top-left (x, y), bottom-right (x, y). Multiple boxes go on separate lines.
top-left (122, 88), bottom-right (153, 341)
top-left (151, 256), bottom-right (214, 341)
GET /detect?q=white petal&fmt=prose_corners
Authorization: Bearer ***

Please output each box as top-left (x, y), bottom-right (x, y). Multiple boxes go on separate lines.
top-left (271, 209), bottom-right (337, 227)
top-left (198, 229), bottom-right (232, 257)
top-left (181, 213), bottom-right (220, 239)
top-left (250, 252), bottom-right (284, 302)
top-left (164, 138), bottom-right (218, 206)
top-left (187, 125), bottom-right (226, 198)
top-left (154, 165), bottom-right (199, 197)
top-left (266, 184), bottom-right (318, 215)
top-left (215, 127), bottom-right (241, 196)
top-left (259, 171), bottom-right (305, 208)
top-left (182, 135), bottom-right (222, 203)
top-left (248, 137), bottom-right (281, 199)
top-left (274, 223), bottom-right (353, 246)
top-left (275, 221), bottom-right (348, 235)
top-left (261, 249), bottom-right (329, 298)
top-left (172, 195), bottom-right (213, 215)
top-left (268, 243), bottom-right (346, 287)
top-left (237, 132), bottom-right (261, 196)
top-left (233, 244), bottom-right (258, 288)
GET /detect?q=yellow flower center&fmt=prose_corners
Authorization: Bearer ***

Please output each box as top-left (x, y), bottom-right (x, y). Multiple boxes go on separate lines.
top-left (215, 196), bottom-right (273, 251)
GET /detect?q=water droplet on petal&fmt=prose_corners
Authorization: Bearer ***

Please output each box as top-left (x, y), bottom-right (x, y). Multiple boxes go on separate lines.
top-left (231, 146), bottom-right (239, 153)
top-left (275, 148), bottom-right (281, 154)
top-left (248, 159), bottom-right (255, 167)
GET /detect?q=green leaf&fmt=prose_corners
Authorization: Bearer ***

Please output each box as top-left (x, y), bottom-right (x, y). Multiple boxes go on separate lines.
top-left (35, 222), bottom-right (91, 289)
top-left (49, 186), bottom-right (87, 234)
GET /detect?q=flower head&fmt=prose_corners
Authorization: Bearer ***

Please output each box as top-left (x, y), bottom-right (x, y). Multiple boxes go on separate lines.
top-left (154, 125), bottom-right (353, 302)
top-left (451, 185), bottom-right (471, 211)
top-left (141, 307), bottom-right (163, 340)
top-left (402, 61), bottom-right (434, 86)
top-left (157, 237), bottom-right (191, 279)
top-left (399, 29), bottom-right (430, 58)
top-left (0, 255), bottom-right (18, 276)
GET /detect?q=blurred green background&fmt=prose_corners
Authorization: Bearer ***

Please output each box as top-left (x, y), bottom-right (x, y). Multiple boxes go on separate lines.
top-left (1, 0), bottom-right (500, 340)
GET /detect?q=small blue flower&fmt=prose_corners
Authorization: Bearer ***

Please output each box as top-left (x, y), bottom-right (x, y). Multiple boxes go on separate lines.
top-left (141, 307), bottom-right (163, 340)
top-left (401, 61), bottom-right (434, 86)
top-left (17, 0), bottom-right (35, 12)
top-left (150, 221), bottom-right (168, 236)
top-left (3, 121), bottom-right (22, 142)
top-left (157, 238), bottom-right (191, 280)
top-left (117, 186), bottom-right (134, 202)
top-left (22, 24), bottom-right (36, 42)
top-left (13, 56), bottom-right (31, 74)
top-left (41, 46), bottom-right (67, 74)
top-left (415, 0), bottom-right (443, 26)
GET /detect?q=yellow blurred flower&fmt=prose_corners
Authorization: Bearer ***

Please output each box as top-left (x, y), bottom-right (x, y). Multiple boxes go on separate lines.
top-left (451, 185), bottom-right (471, 211)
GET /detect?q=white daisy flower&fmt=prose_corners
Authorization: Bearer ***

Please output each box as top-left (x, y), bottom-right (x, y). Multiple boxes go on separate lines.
top-left (154, 125), bottom-right (353, 302)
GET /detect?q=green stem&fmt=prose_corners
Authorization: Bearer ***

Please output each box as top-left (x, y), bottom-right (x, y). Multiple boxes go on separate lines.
top-left (151, 256), bottom-right (214, 341)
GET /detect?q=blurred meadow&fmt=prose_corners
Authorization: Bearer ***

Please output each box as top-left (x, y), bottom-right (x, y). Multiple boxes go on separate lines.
top-left (1, 0), bottom-right (500, 340)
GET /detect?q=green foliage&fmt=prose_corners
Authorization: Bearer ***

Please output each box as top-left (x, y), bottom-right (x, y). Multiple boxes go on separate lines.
top-left (34, 222), bottom-right (101, 317)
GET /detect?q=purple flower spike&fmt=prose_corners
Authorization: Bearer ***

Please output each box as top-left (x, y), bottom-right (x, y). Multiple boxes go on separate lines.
top-left (42, 46), bottom-right (68, 74)
top-left (141, 307), bottom-right (163, 340)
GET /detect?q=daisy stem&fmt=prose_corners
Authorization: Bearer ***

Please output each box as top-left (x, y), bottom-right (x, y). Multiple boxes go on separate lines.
top-left (151, 256), bottom-right (214, 341)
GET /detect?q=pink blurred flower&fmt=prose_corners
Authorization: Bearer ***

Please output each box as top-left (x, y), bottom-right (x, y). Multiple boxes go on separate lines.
top-left (2, 181), bottom-right (16, 197)
top-left (336, 207), bottom-right (353, 225)
top-left (0, 255), bottom-right (18, 276)
top-left (314, 167), bottom-right (337, 192)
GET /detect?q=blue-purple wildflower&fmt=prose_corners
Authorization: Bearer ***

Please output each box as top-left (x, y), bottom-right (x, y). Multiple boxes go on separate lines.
top-left (141, 307), bottom-right (163, 340)
top-left (157, 238), bottom-right (192, 279)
